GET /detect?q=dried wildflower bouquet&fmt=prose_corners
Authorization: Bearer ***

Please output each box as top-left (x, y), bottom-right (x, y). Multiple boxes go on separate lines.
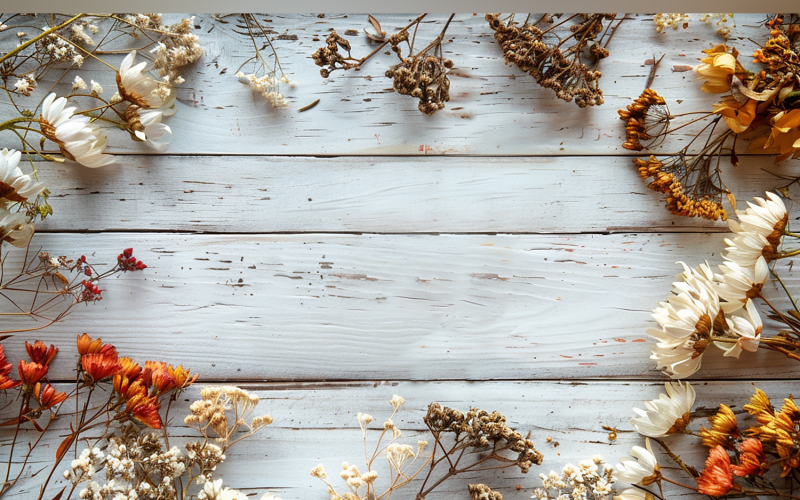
top-left (310, 395), bottom-right (543, 500)
top-left (615, 381), bottom-right (800, 499)
top-left (642, 191), bottom-right (800, 378)
top-left (619, 14), bottom-right (800, 221)
top-left (0, 332), bottom-right (275, 500)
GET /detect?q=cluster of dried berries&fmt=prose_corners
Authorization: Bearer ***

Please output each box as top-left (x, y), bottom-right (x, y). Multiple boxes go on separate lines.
top-left (486, 13), bottom-right (616, 107)
top-left (622, 382), bottom-right (800, 498)
top-left (312, 14), bottom-right (454, 114)
top-left (424, 402), bottom-right (544, 473)
top-left (620, 14), bottom-right (800, 221)
top-left (384, 29), bottom-right (453, 114)
top-left (311, 396), bottom-right (541, 500)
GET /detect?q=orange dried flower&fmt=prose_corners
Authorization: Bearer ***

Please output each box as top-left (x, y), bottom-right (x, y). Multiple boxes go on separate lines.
top-left (700, 404), bottom-right (740, 449)
top-left (123, 393), bottom-right (162, 429)
top-left (168, 364), bottom-right (198, 390)
top-left (732, 438), bottom-right (768, 477)
top-left (18, 360), bottom-right (48, 386)
top-left (142, 361), bottom-right (175, 394)
top-left (81, 353), bottom-right (122, 382)
top-left (696, 445), bottom-right (737, 496)
top-left (0, 345), bottom-right (13, 377)
top-left (76, 333), bottom-right (116, 357)
top-left (117, 357), bottom-right (142, 381)
top-left (114, 375), bottom-right (147, 400)
top-left (25, 341), bottom-right (58, 367)
top-left (618, 89), bottom-right (668, 151)
top-left (0, 374), bottom-right (21, 390)
top-left (33, 382), bottom-right (67, 410)
top-left (697, 44), bottom-right (746, 93)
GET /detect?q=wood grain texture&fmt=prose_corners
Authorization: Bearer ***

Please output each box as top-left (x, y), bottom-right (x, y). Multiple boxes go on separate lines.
top-left (0, 380), bottom-right (788, 500)
top-left (2, 232), bottom-right (798, 382)
top-left (29, 155), bottom-right (800, 234)
top-left (0, 13), bottom-right (769, 156)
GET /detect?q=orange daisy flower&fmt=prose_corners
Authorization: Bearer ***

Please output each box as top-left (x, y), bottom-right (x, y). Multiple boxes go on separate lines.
top-left (33, 382), bottom-right (67, 410)
top-left (76, 333), bottom-right (117, 357)
top-left (0, 344), bottom-right (13, 377)
top-left (25, 341), bottom-right (58, 367)
top-left (123, 393), bottom-right (162, 429)
top-left (81, 353), bottom-right (122, 382)
top-left (700, 404), bottom-right (740, 449)
top-left (117, 357), bottom-right (142, 381)
top-left (697, 445), bottom-right (737, 496)
top-left (169, 364), bottom-right (198, 389)
top-left (18, 360), bottom-right (48, 386)
top-left (732, 438), bottom-right (768, 477)
top-left (142, 361), bottom-right (175, 394)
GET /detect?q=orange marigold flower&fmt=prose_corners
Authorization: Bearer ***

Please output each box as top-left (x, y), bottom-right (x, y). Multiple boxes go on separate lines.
top-left (696, 445), bottom-right (737, 496)
top-left (81, 353), bottom-right (122, 382)
top-left (117, 357), bottom-right (142, 381)
top-left (732, 438), bottom-right (768, 477)
top-left (168, 364), bottom-right (198, 390)
top-left (123, 393), bottom-right (161, 429)
top-left (700, 404), bottom-right (740, 449)
top-left (743, 387), bottom-right (774, 420)
top-left (33, 382), bottom-right (67, 410)
top-left (25, 340), bottom-right (58, 367)
top-left (76, 333), bottom-right (116, 357)
top-left (18, 360), bottom-right (48, 386)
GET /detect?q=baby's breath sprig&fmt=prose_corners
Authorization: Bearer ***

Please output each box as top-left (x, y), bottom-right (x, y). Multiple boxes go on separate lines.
top-left (486, 13), bottom-right (621, 108)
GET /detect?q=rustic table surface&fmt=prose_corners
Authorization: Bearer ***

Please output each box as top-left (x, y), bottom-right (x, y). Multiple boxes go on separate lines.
top-left (3, 13), bottom-right (800, 500)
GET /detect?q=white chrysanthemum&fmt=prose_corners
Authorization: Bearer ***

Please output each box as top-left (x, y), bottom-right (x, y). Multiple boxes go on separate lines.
top-left (0, 148), bottom-right (45, 202)
top-left (724, 232), bottom-right (773, 268)
top-left (117, 51), bottom-right (164, 108)
top-left (630, 381), bottom-right (695, 437)
top-left (616, 438), bottom-right (659, 485)
top-left (0, 208), bottom-right (34, 247)
top-left (729, 192), bottom-right (787, 240)
top-left (715, 256), bottom-right (768, 312)
top-left (717, 299), bottom-right (762, 358)
top-left (614, 489), bottom-right (651, 500)
top-left (39, 93), bottom-right (114, 168)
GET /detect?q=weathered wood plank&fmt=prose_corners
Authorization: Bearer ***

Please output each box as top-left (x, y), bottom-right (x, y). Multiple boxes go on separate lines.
top-left (0, 14), bottom-right (769, 156)
top-left (29, 155), bottom-right (800, 234)
top-left (0, 380), bottom-right (785, 500)
top-left (2, 232), bottom-right (798, 381)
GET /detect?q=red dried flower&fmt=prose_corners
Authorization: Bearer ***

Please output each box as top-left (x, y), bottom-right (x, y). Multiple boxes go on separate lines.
top-left (25, 341), bottom-right (58, 367)
top-left (118, 248), bottom-right (147, 272)
top-left (18, 360), bottom-right (48, 386)
top-left (0, 374), bottom-right (21, 390)
top-left (0, 345), bottom-right (13, 377)
top-left (697, 445), bottom-right (737, 496)
top-left (142, 361), bottom-right (175, 394)
top-left (732, 438), bottom-right (768, 477)
top-left (79, 280), bottom-right (103, 302)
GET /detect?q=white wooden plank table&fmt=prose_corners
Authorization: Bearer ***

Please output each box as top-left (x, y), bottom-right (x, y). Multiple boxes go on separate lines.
top-left (1, 13), bottom-right (797, 499)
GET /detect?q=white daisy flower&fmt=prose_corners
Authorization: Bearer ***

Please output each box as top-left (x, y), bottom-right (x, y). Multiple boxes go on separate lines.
top-left (630, 381), bottom-right (695, 437)
top-left (728, 192), bottom-right (787, 242)
top-left (0, 148), bottom-right (45, 202)
top-left (39, 93), bottom-right (115, 168)
top-left (117, 51), bottom-right (165, 108)
top-left (616, 438), bottom-right (660, 485)
top-left (124, 106), bottom-right (172, 152)
top-left (0, 207), bottom-right (34, 247)
top-left (718, 299), bottom-right (762, 358)
top-left (715, 256), bottom-right (768, 312)
top-left (613, 489), bottom-right (653, 500)
top-left (723, 232), bottom-right (774, 267)
top-left (650, 342), bottom-right (703, 379)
